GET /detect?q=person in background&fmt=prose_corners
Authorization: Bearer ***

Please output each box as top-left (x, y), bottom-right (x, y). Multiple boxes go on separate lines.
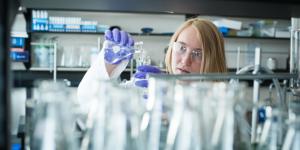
top-left (77, 18), bottom-right (227, 103)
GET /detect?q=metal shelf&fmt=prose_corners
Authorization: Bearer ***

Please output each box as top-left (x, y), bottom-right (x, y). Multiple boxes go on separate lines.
top-left (13, 69), bottom-right (132, 87)
top-left (224, 35), bottom-right (289, 40)
top-left (12, 67), bottom-right (287, 88)
top-left (29, 67), bottom-right (89, 72)
top-left (23, 67), bottom-right (165, 72)
top-left (29, 31), bottom-right (290, 40)
top-left (150, 72), bottom-right (295, 80)
top-left (57, 67), bottom-right (89, 72)
top-left (28, 67), bottom-right (133, 72)
top-left (29, 31), bottom-right (174, 36)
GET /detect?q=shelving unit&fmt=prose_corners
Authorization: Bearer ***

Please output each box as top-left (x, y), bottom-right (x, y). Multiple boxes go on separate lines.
top-left (13, 69), bottom-right (132, 87)
top-left (28, 30), bottom-right (174, 36)
top-left (11, 7), bottom-right (291, 88)
top-left (29, 30), bottom-right (291, 40)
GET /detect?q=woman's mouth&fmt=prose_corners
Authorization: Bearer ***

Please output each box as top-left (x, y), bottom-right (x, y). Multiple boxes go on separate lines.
top-left (176, 68), bottom-right (190, 74)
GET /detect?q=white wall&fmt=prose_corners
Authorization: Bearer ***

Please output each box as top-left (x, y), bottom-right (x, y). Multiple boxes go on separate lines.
top-left (225, 38), bottom-right (289, 69)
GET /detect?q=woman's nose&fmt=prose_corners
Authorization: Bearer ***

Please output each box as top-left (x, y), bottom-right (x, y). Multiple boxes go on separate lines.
top-left (181, 52), bottom-right (192, 66)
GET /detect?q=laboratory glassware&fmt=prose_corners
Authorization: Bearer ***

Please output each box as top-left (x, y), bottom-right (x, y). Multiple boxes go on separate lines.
top-left (104, 40), bottom-right (135, 65)
top-left (32, 80), bottom-right (78, 150)
top-left (134, 41), bottom-right (151, 68)
top-left (257, 107), bottom-right (287, 150)
top-left (282, 118), bottom-right (300, 150)
top-left (282, 99), bottom-right (300, 150)
top-left (80, 80), bottom-right (146, 150)
top-left (146, 78), bottom-right (176, 150)
top-left (165, 82), bottom-right (212, 150)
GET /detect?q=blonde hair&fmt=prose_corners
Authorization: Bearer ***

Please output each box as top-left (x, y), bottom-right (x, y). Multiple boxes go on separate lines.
top-left (165, 18), bottom-right (227, 73)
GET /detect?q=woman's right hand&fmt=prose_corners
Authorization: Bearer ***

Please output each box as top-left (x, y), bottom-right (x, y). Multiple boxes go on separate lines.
top-left (103, 28), bottom-right (135, 65)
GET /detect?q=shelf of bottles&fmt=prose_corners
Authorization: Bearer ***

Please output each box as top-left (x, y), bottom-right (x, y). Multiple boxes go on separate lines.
top-left (30, 10), bottom-right (290, 39)
top-left (32, 10), bottom-right (104, 33)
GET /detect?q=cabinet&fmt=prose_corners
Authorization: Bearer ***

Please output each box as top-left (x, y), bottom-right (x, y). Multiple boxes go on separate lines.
top-left (13, 9), bottom-right (291, 87)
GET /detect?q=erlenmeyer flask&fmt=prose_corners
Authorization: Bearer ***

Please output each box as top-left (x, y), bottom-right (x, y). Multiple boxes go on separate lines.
top-left (80, 80), bottom-right (110, 150)
top-left (210, 82), bottom-right (242, 150)
top-left (233, 99), bottom-right (252, 150)
top-left (257, 108), bottom-right (287, 150)
top-left (165, 83), bottom-right (209, 150)
top-left (106, 84), bottom-right (145, 150)
top-left (282, 98), bottom-right (300, 150)
top-left (165, 81), bottom-right (245, 150)
top-left (81, 81), bottom-right (145, 150)
top-left (282, 118), bottom-right (300, 150)
top-left (32, 80), bottom-right (78, 150)
top-left (145, 77), bottom-right (175, 150)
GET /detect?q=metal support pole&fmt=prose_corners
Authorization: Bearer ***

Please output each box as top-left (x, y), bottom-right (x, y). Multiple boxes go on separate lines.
top-left (53, 43), bottom-right (57, 82)
top-left (250, 47), bottom-right (261, 143)
top-left (149, 73), bottom-right (296, 81)
top-left (290, 18), bottom-right (300, 88)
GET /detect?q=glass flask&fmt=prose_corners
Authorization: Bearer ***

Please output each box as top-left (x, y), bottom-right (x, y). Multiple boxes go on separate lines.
top-left (31, 80), bottom-right (78, 150)
top-left (210, 82), bottom-right (244, 150)
top-left (134, 41), bottom-right (151, 68)
top-left (145, 77), bottom-right (176, 150)
top-left (233, 99), bottom-right (252, 150)
top-left (257, 108), bottom-right (288, 150)
top-left (282, 98), bottom-right (300, 150)
top-left (104, 40), bottom-right (135, 64)
top-left (282, 118), bottom-right (300, 150)
top-left (80, 80), bottom-right (146, 150)
top-left (146, 77), bottom-right (246, 150)
top-left (165, 82), bottom-right (212, 150)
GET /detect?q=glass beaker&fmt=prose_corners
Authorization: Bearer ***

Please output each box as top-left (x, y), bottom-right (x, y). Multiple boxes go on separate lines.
top-left (288, 99), bottom-right (300, 121)
top-left (80, 80), bottom-right (146, 150)
top-left (165, 82), bottom-right (212, 150)
top-left (31, 80), bottom-right (78, 150)
top-left (282, 118), bottom-right (300, 150)
top-left (282, 98), bottom-right (300, 150)
top-left (165, 81), bottom-right (245, 150)
top-left (32, 44), bottom-right (51, 68)
top-left (257, 108), bottom-right (288, 150)
top-left (145, 77), bottom-right (176, 150)
top-left (134, 41), bottom-right (152, 68)
top-left (210, 82), bottom-right (243, 150)
top-left (233, 98), bottom-right (253, 150)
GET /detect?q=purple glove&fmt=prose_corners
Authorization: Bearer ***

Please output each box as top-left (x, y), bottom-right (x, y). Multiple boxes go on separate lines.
top-left (134, 65), bottom-right (162, 88)
top-left (104, 29), bottom-right (135, 64)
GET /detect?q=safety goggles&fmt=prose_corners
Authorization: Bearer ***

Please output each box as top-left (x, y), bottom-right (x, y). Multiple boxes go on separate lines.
top-left (172, 41), bottom-right (203, 62)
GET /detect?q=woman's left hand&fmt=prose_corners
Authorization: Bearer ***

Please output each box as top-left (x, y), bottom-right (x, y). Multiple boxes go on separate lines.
top-left (134, 65), bottom-right (162, 88)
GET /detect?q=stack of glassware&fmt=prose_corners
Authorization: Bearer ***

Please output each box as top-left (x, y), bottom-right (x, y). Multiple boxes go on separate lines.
top-left (26, 77), bottom-right (300, 150)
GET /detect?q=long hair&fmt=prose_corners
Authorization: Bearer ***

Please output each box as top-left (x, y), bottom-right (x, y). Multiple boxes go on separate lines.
top-left (165, 18), bottom-right (227, 73)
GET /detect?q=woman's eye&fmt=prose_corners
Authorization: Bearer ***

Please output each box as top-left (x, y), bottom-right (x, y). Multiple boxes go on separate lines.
top-left (191, 51), bottom-right (202, 60)
top-left (195, 52), bottom-right (202, 57)
top-left (180, 46), bottom-right (186, 52)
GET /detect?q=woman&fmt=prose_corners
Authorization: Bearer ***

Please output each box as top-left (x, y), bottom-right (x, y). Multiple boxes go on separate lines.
top-left (133, 18), bottom-right (227, 87)
top-left (77, 18), bottom-right (227, 103)
top-left (165, 18), bottom-right (227, 74)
